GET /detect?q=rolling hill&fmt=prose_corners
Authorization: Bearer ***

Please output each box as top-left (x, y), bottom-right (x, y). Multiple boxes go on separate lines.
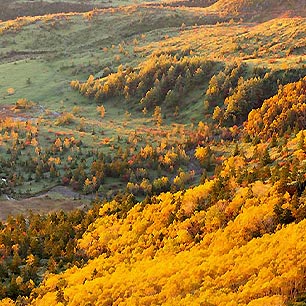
top-left (0, 1), bottom-right (102, 22)
top-left (208, 0), bottom-right (306, 20)
top-left (0, 0), bottom-right (305, 305)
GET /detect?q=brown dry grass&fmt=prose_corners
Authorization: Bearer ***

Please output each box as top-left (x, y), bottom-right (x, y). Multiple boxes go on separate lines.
top-left (0, 186), bottom-right (93, 221)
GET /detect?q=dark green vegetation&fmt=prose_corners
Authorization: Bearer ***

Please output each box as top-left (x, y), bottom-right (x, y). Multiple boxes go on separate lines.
top-left (0, 0), bottom-right (305, 304)
top-left (0, 206), bottom-right (100, 299)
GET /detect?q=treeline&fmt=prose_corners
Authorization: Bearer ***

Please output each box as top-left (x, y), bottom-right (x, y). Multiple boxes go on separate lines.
top-left (72, 54), bottom-right (306, 127)
top-left (207, 65), bottom-right (306, 126)
top-left (71, 54), bottom-right (218, 110)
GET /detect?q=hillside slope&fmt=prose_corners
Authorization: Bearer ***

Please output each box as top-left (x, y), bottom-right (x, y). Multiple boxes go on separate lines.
top-left (1, 130), bottom-right (305, 305)
top-left (209, 0), bottom-right (306, 19)
top-left (0, 2), bottom-right (305, 306)
top-left (0, 1), bottom-right (104, 22)
top-left (245, 77), bottom-right (306, 139)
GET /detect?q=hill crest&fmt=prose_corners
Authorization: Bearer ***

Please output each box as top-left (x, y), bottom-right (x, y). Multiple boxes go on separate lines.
top-left (209, 0), bottom-right (306, 17)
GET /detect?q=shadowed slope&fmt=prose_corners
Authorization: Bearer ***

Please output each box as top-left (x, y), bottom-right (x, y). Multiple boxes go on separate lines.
top-left (0, 1), bottom-right (105, 22)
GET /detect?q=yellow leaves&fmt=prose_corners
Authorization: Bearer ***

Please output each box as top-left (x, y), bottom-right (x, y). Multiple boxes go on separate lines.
top-left (197, 121), bottom-right (210, 138)
top-left (97, 105), bottom-right (106, 118)
top-left (84, 178), bottom-right (91, 187)
top-left (173, 170), bottom-right (194, 187)
top-left (159, 139), bottom-right (167, 152)
top-left (245, 77), bottom-right (306, 139)
top-left (100, 137), bottom-right (112, 145)
top-left (86, 74), bottom-right (95, 85)
top-left (70, 80), bottom-right (80, 89)
top-left (21, 169), bottom-right (306, 306)
top-left (220, 155), bottom-right (245, 177)
top-left (14, 98), bottom-right (36, 110)
top-left (153, 106), bottom-right (162, 126)
top-left (283, 191), bottom-right (291, 203)
top-left (251, 181), bottom-right (271, 198)
top-left (194, 146), bottom-right (207, 162)
top-left (48, 157), bottom-right (61, 165)
top-left (99, 200), bottom-right (120, 217)
top-left (32, 210), bottom-right (306, 305)
top-left (63, 137), bottom-right (71, 149)
top-left (31, 138), bottom-right (38, 147)
top-left (55, 112), bottom-right (75, 126)
top-left (225, 187), bottom-right (248, 216)
top-left (139, 178), bottom-right (152, 194)
top-left (33, 291), bottom-right (58, 306)
top-left (126, 182), bottom-right (139, 194)
top-left (140, 144), bottom-right (154, 159)
top-left (28, 279), bottom-right (35, 289)
top-left (293, 148), bottom-right (306, 161)
top-left (26, 254), bottom-right (36, 266)
top-left (6, 88), bottom-right (15, 96)
top-left (181, 180), bottom-right (214, 215)
top-left (10, 130), bottom-right (18, 141)
top-left (247, 295), bottom-right (285, 306)
top-left (54, 137), bottom-right (62, 148)
top-left (226, 155), bottom-right (245, 171)
top-left (205, 201), bottom-right (227, 232)
top-left (163, 149), bottom-right (178, 166)
top-left (15, 276), bottom-right (23, 286)
top-left (11, 244), bottom-right (19, 254)
top-left (0, 298), bottom-right (16, 306)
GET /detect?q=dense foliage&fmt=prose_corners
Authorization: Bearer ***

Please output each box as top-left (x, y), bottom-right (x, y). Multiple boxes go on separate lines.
top-left (0, 1), bottom-right (305, 305)
top-left (0, 206), bottom-right (103, 300)
top-left (245, 77), bottom-right (306, 140)
top-left (207, 67), bottom-right (306, 125)
top-left (0, 127), bottom-right (306, 305)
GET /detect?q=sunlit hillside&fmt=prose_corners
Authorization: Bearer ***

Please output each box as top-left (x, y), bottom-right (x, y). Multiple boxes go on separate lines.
top-left (1, 125), bottom-right (306, 305)
top-left (0, 0), bottom-right (305, 305)
top-left (209, 0), bottom-right (306, 18)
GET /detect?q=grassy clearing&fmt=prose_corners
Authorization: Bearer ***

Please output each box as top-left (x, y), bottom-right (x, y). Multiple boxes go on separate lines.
top-left (0, 196), bottom-right (88, 221)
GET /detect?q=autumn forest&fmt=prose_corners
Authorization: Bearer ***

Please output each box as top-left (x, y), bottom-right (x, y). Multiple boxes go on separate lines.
top-left (0, 0), bottom-right (305, 305)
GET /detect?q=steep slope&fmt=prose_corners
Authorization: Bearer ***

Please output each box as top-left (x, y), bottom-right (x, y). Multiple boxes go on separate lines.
top-left (3, 166), bottom-right (305, 305)
top-left (1, 124), bottom-right (306, 305)
top-left (245, 77), bottom-right (306, 140)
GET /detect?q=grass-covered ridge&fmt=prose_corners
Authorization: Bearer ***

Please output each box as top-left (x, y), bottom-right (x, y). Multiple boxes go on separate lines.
top-left (209, 0), bottom-right (306, 19)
